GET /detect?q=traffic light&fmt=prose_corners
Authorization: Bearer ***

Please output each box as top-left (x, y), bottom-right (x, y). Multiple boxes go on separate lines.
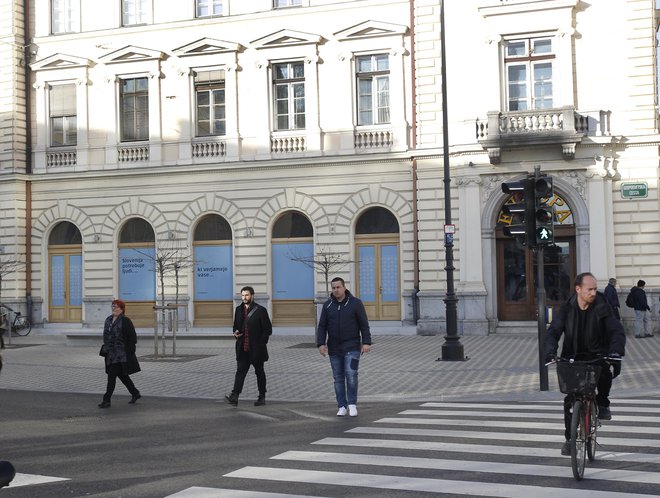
top-left (534, 176), bottom-right (554, 245)
top-left (501, 178), bottom-right (534, 246)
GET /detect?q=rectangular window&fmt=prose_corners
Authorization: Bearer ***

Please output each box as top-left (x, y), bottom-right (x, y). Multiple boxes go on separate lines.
top-left (122, 0), bottom-right (148, 26)
top-left (273, 62), bottom-right (305, 131)
top-left (195, 69), bottom-right (226, 136)
top-left (196, 0), bottom-right (223, 17)
top-left (120, 77), bottom-right (149, 142)
top-left (504, 37), bottom-right (555, 111)
top-left (50, 84), bottom-right (77, 147)
top-left (356, 54), bottom-right (390, 126)
top-left (274, 0), bottom-right (302, 7)
top-left (52, 0), bottom-right (79, 34)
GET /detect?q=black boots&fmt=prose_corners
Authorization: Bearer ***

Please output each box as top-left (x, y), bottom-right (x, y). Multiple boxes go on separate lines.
top-left (129, 392), bottom-right (141, 404)
top-left (98, 400), bottom-right (111, 408)
top-left (254, 395), bottom-right (266, 406)
top-left (225, 392), bottom-right (239, 406)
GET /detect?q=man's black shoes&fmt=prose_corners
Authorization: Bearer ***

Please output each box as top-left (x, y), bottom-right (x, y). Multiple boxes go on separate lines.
top-left (254, 395), bottom-right (266, 406)
top-left (561, 441), bottom-right (570, 456)
top-left (598, 406), bottom-right (612, 420)
top-left (225, 393), bottom-right (239, 406)
top-left (98, 400), bottom-right (111, 408)
top-left (129, 392), bottom-right (141, 404)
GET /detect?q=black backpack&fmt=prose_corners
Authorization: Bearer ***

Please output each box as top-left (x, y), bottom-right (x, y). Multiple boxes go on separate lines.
top-left (625, 292), bottom-right (634, 308)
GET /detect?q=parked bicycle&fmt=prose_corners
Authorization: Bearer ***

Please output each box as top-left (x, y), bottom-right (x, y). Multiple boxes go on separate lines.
top-left (0, 304), bottom-right (31, 337)
top-left (546, 355), bottom-right (622, 480)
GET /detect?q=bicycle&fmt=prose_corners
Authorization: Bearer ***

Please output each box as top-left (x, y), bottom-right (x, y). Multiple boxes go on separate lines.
top-left (0, 304), bottom-right (32, 337)
top-left (546, 355), bottom-right (621, 480)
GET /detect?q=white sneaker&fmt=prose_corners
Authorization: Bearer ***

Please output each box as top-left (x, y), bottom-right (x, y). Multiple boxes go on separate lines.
top-left (348, 404), bottom-right (358, 417)
top-left (336, 406), bottom-right (347, 416)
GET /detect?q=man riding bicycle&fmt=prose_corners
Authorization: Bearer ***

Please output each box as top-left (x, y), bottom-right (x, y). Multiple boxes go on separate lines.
top-left (544, 272), bottom-right (626, 456)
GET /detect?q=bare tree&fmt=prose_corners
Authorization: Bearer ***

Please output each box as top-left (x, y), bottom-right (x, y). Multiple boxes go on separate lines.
top-left (134, 242), bottom-right (194, 355)
top-left (288, 246), bottom-right (353, 297)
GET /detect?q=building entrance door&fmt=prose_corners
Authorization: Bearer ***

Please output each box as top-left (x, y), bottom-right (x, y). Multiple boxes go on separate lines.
top-left (356, 239), bottom-right (400, 321)
top-left (496, 230), bottom-right (576, 321)
top-left (49, 249), bottom-right (83, 323)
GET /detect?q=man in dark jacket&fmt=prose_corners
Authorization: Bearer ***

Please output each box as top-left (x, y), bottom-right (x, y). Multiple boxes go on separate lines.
top-left (225, 286), bottom-right (272, 407)
top-left (544, 272), bottom-right (626, 456)
top-left (317, 277), bottom-right (371, 417)
top-left (629, 280), bottom-right (652, 338)
top-left (603, 278), bottom-right (620, 320)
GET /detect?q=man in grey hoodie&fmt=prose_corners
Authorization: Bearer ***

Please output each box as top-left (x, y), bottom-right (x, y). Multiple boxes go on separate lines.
top-left (317, 277), bottom-right (371, 417)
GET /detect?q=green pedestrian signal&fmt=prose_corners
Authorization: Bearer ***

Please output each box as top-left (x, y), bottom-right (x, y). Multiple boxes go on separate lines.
top-left (536, 225), bottom-right (553, 244)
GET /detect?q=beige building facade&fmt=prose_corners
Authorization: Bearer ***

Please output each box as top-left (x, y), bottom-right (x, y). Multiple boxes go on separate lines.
top-left (1, 0), bottom-right (659, 334)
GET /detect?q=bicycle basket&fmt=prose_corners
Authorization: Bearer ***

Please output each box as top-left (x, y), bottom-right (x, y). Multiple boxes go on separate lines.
top-left (556, 362), bottom-right (602, 395)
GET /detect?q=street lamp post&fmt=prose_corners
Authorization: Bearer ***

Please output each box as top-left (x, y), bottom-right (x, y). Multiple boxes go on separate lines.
top-left (438, 0), bottom-right (466, 361)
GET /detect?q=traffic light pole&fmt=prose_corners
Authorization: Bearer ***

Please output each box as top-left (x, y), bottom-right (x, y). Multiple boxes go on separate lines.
top-left (534, 166), bottom-right (549, 391)
top-left (536, 245), bottom-right (549, 391)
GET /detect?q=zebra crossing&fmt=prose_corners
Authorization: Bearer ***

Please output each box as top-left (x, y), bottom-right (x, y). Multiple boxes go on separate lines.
top-left (168, 398), bottom-right (660, 497)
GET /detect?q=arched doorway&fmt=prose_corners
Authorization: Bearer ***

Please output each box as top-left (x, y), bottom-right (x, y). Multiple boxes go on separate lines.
top-left (48, 221), bottom-right (82, 323)
top-left (496, 192), bottom-right (576, 320)
top-left (193, 214), bottom-right (233, 326)
top-left (355, 207), bottom-right (400, 321)
top-left (118, 218), bottom-right (156, 327)
top-left (271, 211), bottom-right (315, 325)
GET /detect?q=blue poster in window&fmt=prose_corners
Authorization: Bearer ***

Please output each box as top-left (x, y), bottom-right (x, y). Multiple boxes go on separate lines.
top-left (272, 243), bottom-right (313, 299)
top-left (119, 248), bottom-right (156, 301)
top-left (358, 246), bottom-right (376, 302)
top-left (69, 254), bottom-right (83, 306)
top-left (194, 245), bottom-right (233, 300)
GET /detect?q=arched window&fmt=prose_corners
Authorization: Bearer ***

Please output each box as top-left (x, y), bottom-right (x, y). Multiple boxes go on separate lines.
top-left (118, 218), bottom-right (156, 303)
top-left (271, 211), bottom-right (315, 325)
top-left (49, 221), bottom-right (82, 245)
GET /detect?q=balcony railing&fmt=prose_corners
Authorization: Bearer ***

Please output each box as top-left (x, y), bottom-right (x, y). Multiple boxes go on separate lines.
top-left (271, 134), bottom-right (306, 154)
top-left (354, 127), bottom-right (394, 151)
top-left (475, 107), bottom-right (610, 164)
top-left (118, 144), bottom-right (149, 162)
top-left (192, 139), bottom-right (226, 158)
top-left (46, 149), bottom-right (77, 167)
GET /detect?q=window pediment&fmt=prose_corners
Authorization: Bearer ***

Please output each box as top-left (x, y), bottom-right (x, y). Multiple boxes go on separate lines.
top-left (173, 38), bottom-right (242, 57)
top-left (252, 29), bottom-right (322, 49)
top-left (100, 46), bottom-right (166, 64)
top-left (334, 20), bottom-right (408, 41)
top-left (31, 53), bottom-right (92, 71)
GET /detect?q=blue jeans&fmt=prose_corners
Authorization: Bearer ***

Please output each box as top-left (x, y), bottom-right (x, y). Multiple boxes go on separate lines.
top-left (329, 351), bottom-right (360, 408)
top-left (634, 310), bottom-right (649, 337)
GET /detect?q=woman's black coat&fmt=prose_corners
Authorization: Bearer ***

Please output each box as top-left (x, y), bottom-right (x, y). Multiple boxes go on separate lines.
top-left (102, 314), bottom-right (141, 375)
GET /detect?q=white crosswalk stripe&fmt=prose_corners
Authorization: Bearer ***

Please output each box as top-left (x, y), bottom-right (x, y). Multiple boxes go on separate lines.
top-left (6, 473), bottom-right (70, 488)
top-left (169, 398), bottom-right (660, 497)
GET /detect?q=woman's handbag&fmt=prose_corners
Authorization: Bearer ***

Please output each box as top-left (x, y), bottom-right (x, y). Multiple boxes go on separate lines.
top-left (99, 344), bottom-right (108, 357)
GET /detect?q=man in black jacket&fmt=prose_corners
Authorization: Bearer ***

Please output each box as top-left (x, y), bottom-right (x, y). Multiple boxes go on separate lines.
top-left (225, 286), bottom-right (272, 407)
top-left (629, 280), bottom-right (652, 338)
top-left (317, 277), bottom-right (371, 417)
top-left (544, 272), bottom-right (626, 456)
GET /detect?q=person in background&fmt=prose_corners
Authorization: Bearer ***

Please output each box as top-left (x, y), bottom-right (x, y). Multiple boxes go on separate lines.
top-left (317, 277), bottom-right (371, 417)
top-left (98, 299), bottom-right (141, 408)
top-left (225, 286), bottom-right (272, 407)
top-left (629, 280), bottom-right (652, 338)
top-left (603, 277), bottom-right (621, 320)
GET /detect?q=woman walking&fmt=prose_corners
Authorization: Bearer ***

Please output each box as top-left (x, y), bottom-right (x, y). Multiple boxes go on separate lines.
top-left (99, 299), bottom-right (141, 408)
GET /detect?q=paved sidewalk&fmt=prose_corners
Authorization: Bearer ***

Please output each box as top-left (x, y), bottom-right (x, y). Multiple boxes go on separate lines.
top-left (2, 329), bottom-right (660, 404)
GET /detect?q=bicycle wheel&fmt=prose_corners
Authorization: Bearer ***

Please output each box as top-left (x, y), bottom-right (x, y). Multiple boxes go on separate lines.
top-left (570, 399), bottom-right (587, 480)
top-left (13, 315), bottom-right (31, 336)
top-left (587, 398), bottom-right (598, 461)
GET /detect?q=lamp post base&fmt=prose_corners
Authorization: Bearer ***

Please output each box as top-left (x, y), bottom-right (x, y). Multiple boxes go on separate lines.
top-left (439, 339), bottom-right (468, 361)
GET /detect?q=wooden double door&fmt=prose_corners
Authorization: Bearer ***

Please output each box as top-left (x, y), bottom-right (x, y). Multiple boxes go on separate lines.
top-left (49, 247), bottom-right (82, 323)
top-left (496, 229), bottom-right (575, 321)
top-left (356, 237), bottom-right (400, 321)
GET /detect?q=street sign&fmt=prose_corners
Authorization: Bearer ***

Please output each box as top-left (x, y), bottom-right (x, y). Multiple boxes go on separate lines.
top-left (621, 182), bottom-right (648, 199)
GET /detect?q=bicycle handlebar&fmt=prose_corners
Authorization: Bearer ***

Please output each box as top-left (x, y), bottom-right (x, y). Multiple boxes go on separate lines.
top-left (545, 355), bottom-right (622, 367)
